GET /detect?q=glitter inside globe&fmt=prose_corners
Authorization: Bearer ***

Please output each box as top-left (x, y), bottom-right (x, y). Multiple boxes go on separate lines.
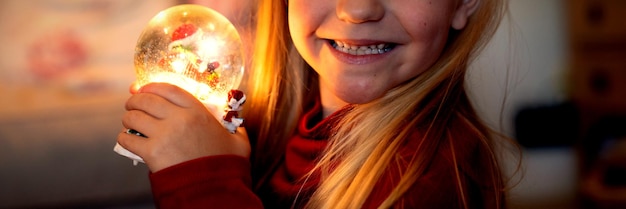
top-left (134, 4), bottom-right (244, 106)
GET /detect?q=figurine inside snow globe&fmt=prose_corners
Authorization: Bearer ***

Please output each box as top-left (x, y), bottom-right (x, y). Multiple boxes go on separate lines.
top-left (134, 4), bottom-right (245, 107)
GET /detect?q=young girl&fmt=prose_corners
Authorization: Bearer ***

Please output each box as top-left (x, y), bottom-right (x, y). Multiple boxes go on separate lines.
top-left (117, 0), bottom-right (511, 208)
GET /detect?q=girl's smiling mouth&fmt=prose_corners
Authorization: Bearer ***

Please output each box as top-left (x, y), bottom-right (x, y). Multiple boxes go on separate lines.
top-left (329, 40), bottom-right (396, 56)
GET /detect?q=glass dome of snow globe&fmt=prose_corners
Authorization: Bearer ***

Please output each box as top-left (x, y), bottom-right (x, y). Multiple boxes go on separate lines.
top-left (134, 4), bottom-right (244, 107)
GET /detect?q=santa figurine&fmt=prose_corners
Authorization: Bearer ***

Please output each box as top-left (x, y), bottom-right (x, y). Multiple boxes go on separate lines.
top-left (222, 89), bottom-right (246, 133)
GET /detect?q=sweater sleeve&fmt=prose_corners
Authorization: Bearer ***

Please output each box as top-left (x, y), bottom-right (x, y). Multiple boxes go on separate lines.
top-left (149, 155), bottom-right (263, 209)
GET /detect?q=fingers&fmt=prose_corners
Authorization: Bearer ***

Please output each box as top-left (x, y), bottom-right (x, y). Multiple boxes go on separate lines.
top-left (116, 128), bottom-right (150, 159)
top-left (125, 92), bottom-right (178, 120)
top-left (124, 82), bottom-right (219, 139)
top-left (121, 109), bottom-right (160, 137)
top-left (125, 82), bottom-right (201, 120)
top-left (138, 82), bottom-right (204, 108)
top-left (118, 82), bottom-right (252, 172)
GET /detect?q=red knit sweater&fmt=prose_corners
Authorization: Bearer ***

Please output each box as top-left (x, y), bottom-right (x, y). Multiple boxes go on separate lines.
top-left (149, 102), bottom-right (486, 208)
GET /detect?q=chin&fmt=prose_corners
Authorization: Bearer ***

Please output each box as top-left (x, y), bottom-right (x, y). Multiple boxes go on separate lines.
top-left (338, 91), bottom-right (384, 105)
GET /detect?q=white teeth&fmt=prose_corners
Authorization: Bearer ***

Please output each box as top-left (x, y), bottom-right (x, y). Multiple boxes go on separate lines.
top-left (332, 41), bottom-right (391, 55)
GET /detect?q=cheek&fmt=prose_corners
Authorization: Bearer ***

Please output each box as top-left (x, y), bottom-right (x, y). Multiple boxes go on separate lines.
top-left (288, 0), bottom-right (314, 28)
top-left (288, 1), bottom-right (321, 59)
top-left (393, 23), bottom-right (452, 87)
top-left (288, 16), bottom-right (307, 58)
top-left (409, 14), bottom-right (452, 39)
top-left (404, 13), bottom-right (454, 60)
top-left (398, 1), bottom-right (456, 40)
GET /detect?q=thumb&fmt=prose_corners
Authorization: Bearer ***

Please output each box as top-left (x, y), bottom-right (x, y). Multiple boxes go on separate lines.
top-left (129, 82), bottom-right (141, 94)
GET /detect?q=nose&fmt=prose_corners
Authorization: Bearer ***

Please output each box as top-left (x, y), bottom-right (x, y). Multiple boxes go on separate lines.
top-left (336, 0), bottom-right (384, 23)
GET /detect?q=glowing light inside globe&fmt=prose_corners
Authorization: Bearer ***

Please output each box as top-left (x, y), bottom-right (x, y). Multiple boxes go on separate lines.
top-left (134, 4), bottom-right (244, 107)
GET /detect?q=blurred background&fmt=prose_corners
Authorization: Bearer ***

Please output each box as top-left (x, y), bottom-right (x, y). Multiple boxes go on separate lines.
top-left (471, 0), bottom-right (626, 208)
top-left (0, 0), bottom-right (623, 208)
top-left (0, 0), bottom-right (253, 208)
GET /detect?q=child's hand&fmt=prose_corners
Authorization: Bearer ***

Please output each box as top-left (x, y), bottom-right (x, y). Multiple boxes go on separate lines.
top-left (116, 82), bottom-right (250, 172)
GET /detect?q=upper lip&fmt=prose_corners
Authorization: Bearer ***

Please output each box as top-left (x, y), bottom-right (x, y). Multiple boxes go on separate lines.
top-left (330, 39), bottom-right (391, 46)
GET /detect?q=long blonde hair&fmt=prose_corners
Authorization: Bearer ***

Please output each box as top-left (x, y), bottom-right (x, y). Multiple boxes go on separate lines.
top-left (244, 0), bottom-right (509, 208)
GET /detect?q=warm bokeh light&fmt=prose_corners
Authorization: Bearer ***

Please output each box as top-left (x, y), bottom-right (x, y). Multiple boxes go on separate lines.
top-left (134, 4), bottom-right (244, 107)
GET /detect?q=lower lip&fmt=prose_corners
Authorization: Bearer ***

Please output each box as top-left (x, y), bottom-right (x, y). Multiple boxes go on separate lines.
top-left (327, 43), bottom-right (390, 65)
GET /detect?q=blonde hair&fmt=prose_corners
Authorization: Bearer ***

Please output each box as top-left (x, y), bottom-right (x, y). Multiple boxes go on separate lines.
top-left (244, 0), bottom-right (509, 208)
